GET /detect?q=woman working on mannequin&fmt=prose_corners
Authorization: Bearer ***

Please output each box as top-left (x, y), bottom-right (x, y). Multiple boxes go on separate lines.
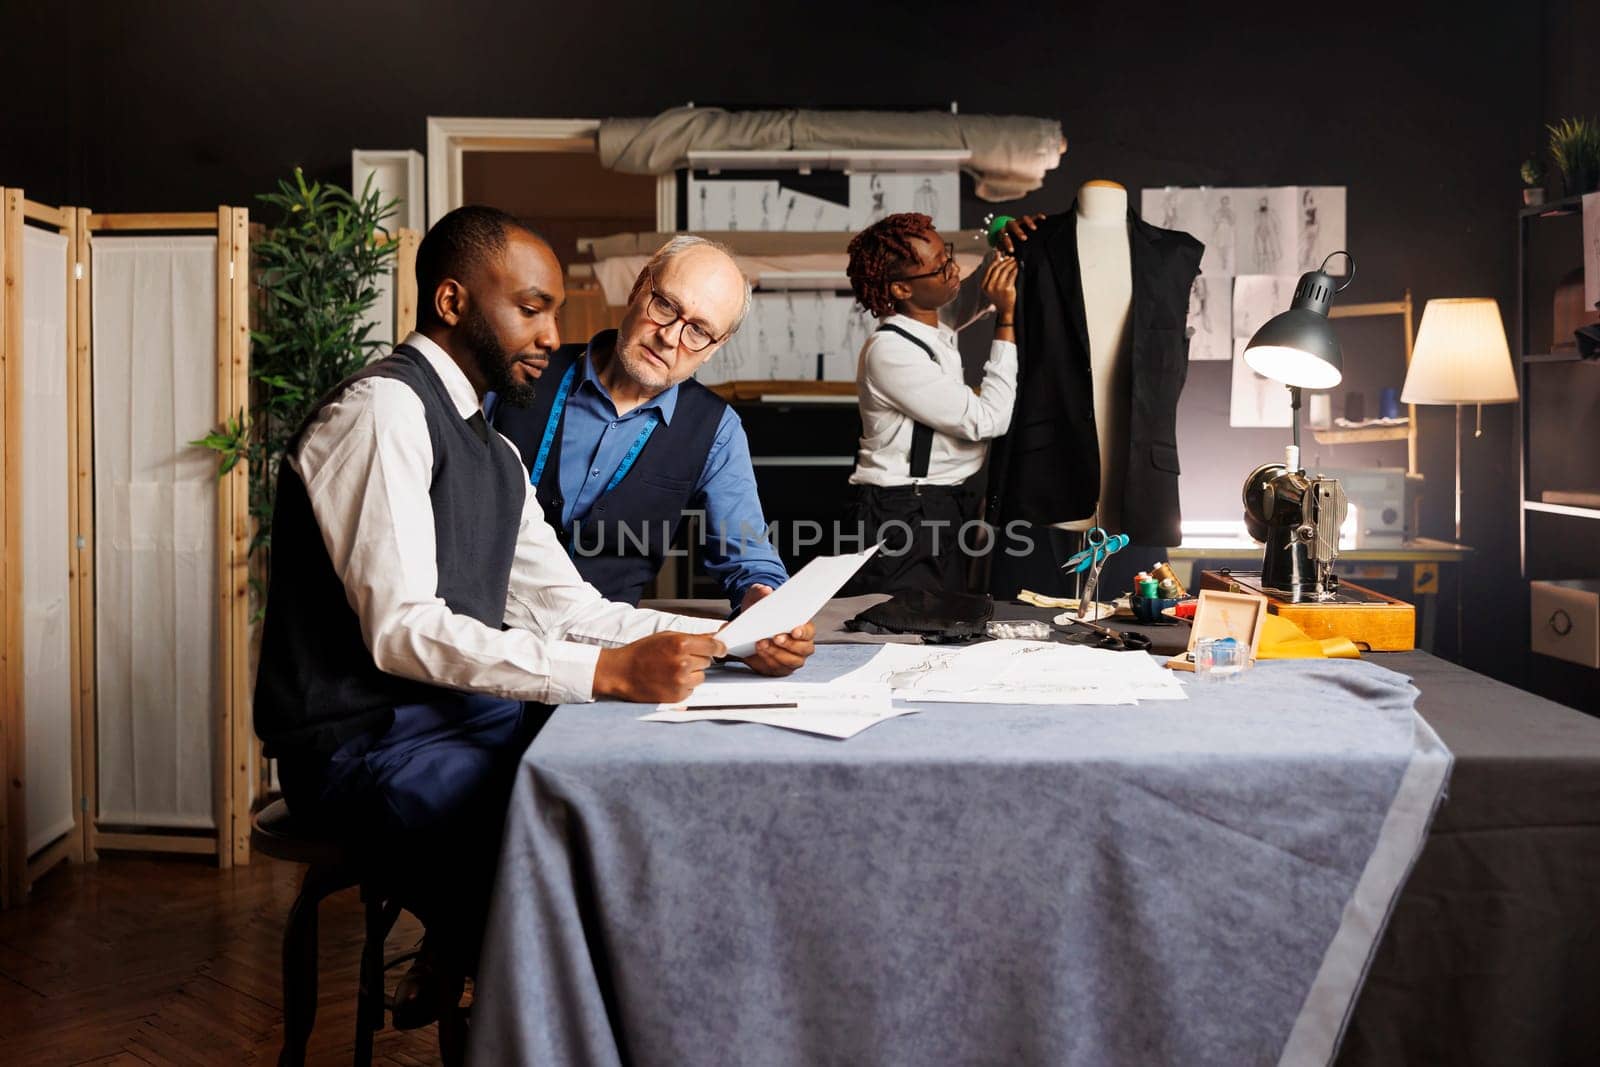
top-left (841, 212), bottom-right (1034, 595)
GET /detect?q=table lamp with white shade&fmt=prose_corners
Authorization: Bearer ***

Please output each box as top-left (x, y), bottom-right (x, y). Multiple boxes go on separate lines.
top-left (1400, 297), bottom-right (1519, 541)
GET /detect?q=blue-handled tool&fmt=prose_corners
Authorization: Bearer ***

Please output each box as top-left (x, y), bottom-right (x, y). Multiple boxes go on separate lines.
top-left (1061, 527), bottom-right (1128, 620)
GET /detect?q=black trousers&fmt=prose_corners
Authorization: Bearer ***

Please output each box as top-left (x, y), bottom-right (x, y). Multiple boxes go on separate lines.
top-left (842, 483), bottom-right (980, 598)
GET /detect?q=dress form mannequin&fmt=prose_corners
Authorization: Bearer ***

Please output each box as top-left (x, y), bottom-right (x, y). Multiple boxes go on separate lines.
top-left (1062, 179), bottom-right (1132, 532)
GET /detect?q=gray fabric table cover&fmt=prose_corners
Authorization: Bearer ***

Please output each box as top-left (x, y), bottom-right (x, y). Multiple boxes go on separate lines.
top-left (471, 646), bottom-right (1450, 1066)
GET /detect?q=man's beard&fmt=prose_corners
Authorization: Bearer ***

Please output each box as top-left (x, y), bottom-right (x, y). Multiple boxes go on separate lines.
top-left (463, 305), bottom-right (538, 408)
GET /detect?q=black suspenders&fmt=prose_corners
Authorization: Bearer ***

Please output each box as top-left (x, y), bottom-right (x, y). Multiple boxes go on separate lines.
top-left (874, 322), bottom-right (941, 480)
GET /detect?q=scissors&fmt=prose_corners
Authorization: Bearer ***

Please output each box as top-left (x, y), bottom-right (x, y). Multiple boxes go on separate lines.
top-left (1061, 527), bottom-right (1129, 620)
top-left (1059, 615), bottom-right (1153, 652)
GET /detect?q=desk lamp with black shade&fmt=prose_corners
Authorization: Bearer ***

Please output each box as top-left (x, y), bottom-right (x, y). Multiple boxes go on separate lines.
top-left (1239, 253), bottom-right (1354, 602)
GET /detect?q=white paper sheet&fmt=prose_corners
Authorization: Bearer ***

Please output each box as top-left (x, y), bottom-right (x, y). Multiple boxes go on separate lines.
top-left (777, 187), bottom-right (851, 232)
top-left (688, 180), bottom-right (781, 231)
top-left (717, 546), bottom-right (880, 658)
top-left (849, 172), bottom-right (960, 230)
top-left (1237, 188), bottom-right (1298, 276)
top-left (1186, 274), bottom-right (1232, 361)
top-left (1203, 188), bottom-right (1244, 275)
top-left (1297, 186), bottom-right (1348, 273)
top-left (1230, 337), bottom-right (1295, 428)
top-left (644, 682), bottom-right (909, 739)
top-left (1232, 274), bottom-right (1302, 340)
top-left (1145, 185), bottom-right (1348, 278)
top-left (833, 640), bottom-right (1187, 706)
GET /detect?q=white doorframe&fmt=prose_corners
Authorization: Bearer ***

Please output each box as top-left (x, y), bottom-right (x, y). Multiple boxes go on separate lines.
top-left (424, 116), bottom-right (676, 230)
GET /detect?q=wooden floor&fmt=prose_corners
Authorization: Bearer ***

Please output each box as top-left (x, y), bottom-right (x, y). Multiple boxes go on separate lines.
top-left (0, 853), bottom-right (447, 1066)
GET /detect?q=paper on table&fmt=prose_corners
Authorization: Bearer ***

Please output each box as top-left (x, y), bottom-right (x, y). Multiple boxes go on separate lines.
top-left (716, 545), bottom-right (880, 658)
top-left (833, 640), bottom-right (1187, 705)
top-left (643, 682), bottom-right (910, 739)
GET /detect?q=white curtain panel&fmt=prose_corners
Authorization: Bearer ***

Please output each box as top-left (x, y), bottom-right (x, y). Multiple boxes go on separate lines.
top-left (91, 236), bottom-right (218, 830)
top-left (21, 227), bottom-right (76, 854)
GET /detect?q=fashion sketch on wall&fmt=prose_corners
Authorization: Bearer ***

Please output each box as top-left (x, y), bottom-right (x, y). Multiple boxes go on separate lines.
top-left (848, 172), bottom-right (960, 230)
top-left (1185, 275), bottom-right (1232, 361)
top-left (1231, 275), bottom-right (1300, 342)
top-left (1142, 185), bottom-right (1347, 277)
top-left (1229, 338), bottom-right (1293, 427)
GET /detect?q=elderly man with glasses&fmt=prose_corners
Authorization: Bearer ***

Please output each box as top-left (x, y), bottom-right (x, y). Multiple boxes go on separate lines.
top-left (494, 235), bottom-right (789, 614)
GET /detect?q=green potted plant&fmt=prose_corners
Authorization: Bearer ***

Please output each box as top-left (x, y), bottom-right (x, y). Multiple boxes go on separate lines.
top-left (196, 168), bottom-right (398, 614)
top-left (1520, 157), bottom-right (1545, 206)
top-left (1547, 117), bottom-right (1600, 197)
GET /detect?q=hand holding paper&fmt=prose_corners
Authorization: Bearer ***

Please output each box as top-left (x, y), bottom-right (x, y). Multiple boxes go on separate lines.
top-left (731, 584), bottom-right (816, 676)
top-left (716, 546), bottom-right (879, 659)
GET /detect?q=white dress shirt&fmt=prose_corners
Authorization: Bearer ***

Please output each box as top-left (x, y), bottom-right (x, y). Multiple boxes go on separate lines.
top-left (288, 332), bottom-right (722, 707)
top-left (849, 273), bottom-right (1017, 487)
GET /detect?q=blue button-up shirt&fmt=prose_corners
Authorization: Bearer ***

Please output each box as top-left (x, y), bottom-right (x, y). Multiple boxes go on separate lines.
top-left (491, 349), bottom-right (788, 607)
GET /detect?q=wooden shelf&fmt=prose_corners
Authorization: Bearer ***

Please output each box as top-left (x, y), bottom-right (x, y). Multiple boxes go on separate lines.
top-left (1518, 193), bottom-right (1585, 219)
top-left (1524, 500), bottom-right (1600, 520)
top-left (1523, 351), bottom-right (1585, 363)
top-left (710, 379), bottom-right (855, 402)
top-left (1312, 424), bottom-right (1410, 445)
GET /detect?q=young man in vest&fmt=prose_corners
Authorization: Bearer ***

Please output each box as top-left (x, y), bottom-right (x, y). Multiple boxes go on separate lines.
top-left (253, 207), bottom-right (814, 1024)
top-left (494, 236), bottom-right (789, 610)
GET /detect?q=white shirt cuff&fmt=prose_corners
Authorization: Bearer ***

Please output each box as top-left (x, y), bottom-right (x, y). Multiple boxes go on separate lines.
top-left (546, 640), bottom-right (602, 705)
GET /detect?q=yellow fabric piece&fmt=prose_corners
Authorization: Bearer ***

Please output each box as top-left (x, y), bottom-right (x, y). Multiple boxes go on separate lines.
top-left (1255, 613), bottom-right (1362, 660)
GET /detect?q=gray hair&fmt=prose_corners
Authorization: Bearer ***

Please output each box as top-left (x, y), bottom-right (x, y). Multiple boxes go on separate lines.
top-left (632, 234), bottom-right (754, 335)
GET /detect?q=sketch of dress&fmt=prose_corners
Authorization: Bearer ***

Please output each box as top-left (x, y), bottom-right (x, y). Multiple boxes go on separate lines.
top-left (813, 296), bottom-right (829, 376)
top-left (1299, 189), bottom-right (1319, 269)
top-left (845, 304), bottom-right (874, 359)
top-left (868, 175), bottom-right (887, 224)
top-left (1253, 196), bottom-right (1282, 272)
top-left (1161, 189), bottom-right (1180, 230)
top-left (780, 294), bottom-right (799, 377)
top-left (760, 188), bottom-right (773, 231)
top-left (913, 178), bottom-right (940, 220)
top-left (1211, 195), bottom-right (1236, 273)
top-left (1188, 277), bottom-right (1210, 348)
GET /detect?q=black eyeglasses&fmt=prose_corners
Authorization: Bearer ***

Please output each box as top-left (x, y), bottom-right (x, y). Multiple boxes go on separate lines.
top-left (644, 289), bottom-right (724, 352)
top-left (892, 248), bottom-right (958, 283)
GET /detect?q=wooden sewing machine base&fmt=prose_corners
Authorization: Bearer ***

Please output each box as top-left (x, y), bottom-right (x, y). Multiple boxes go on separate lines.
top-left (1199, 570), bottom-right (1416, 652)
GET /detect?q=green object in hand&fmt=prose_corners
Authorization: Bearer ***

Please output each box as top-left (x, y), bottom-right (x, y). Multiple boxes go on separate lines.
top-left (986, 215), bottom-right (1016, 247)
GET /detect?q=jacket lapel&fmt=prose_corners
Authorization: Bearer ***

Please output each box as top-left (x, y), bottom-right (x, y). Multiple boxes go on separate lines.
top-left (1044, 201), bottom-right (1093, 367)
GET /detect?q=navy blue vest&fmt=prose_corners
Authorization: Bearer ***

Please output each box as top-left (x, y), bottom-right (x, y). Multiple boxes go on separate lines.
top-left (494, 334), bottom-right (728, 605)
top-left (254, 345), bottom-right (527, 760)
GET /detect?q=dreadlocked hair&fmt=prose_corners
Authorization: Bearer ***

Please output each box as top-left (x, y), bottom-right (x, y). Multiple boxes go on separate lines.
top-left (846, 212), bottom-right (939, 318)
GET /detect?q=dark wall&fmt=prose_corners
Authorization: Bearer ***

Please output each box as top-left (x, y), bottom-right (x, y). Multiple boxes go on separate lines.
top-left (1, 1), bottom-right (1568, 693)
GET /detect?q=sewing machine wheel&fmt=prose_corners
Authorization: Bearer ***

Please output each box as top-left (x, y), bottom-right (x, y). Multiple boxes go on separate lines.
top-left (1242, 462), bottom-right (1285, 543)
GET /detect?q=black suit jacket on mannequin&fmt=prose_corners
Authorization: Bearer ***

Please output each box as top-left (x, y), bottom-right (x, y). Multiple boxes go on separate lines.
top-left (987, 204), bottom-right (1203, 547)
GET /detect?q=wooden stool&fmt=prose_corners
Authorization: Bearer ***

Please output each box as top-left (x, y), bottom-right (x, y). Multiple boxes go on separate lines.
top-left (250, 798), bottom-right (410, 1067)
